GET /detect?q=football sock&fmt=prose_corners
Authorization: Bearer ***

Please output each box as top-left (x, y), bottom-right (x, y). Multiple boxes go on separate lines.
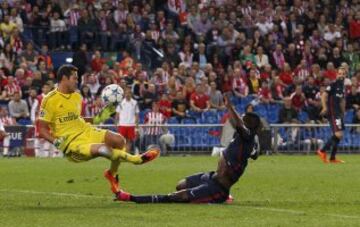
top-left (330, 136), bottom-right (340, 160)
top-left (110, 159), bottom-right (120, 176)
top-left (130, 195), bottom-right (171, 203)
top-left (322, 135), bottom-right (338, 152)
top-left (112, 148), bottom-right (142, 164)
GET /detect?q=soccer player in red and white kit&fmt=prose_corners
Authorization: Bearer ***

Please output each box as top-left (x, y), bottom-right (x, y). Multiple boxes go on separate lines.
top-left (0, 107), bottom-right (14, 157)
top-left (33, 83), bottom-right (59, 157)
top-left (116, 88), bottom-right (139, 154)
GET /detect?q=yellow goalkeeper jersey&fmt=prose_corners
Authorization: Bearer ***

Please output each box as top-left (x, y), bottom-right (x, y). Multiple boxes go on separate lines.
top-left (39, 89), bottom-right (91, 141)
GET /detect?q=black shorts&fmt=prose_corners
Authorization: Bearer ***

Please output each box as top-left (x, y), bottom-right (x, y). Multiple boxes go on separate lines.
top-left (185, 172), bottom-right (229, 204)
top-left (328, 115), bottom-right (345, 133)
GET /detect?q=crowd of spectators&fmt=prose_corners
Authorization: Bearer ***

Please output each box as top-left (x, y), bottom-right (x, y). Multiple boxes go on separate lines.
top-left (0, 0), bottom-right (359, 127)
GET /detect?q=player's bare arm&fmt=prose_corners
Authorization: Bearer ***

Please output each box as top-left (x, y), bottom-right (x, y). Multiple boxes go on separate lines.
top-left (37, 120), bottom-right (55, 143)
top-left (223, 94), bottom-right (244, 129)
top-left (320, 91), bottom-right (328, 115)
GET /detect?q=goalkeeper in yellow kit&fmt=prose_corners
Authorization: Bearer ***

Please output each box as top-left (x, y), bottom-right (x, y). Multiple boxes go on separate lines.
top-left (38, 64), bottom-right (159, 195)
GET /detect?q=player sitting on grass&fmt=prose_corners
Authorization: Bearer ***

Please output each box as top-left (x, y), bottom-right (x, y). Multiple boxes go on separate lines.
top-left (38, 64), bottom-right (159, 194)
top-left (115, 95), bottom-right (262, 203)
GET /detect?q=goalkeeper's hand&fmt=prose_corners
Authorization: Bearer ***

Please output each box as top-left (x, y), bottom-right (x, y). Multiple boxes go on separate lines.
top-left (93, 103), bottom-right (117, 125)
top-left (53, 136), bottom-right (67, 152)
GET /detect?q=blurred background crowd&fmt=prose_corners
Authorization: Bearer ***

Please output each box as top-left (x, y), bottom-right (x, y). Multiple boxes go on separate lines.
top-left (0, 0), bottom-right (359, 127)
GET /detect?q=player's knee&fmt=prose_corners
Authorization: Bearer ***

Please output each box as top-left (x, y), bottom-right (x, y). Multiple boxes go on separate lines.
top-left (105, 131), bottom-right (126, 149)
top-left (335, 132), bottom-right (343, 139)
top-left (176, 179), bottom-right (187, 191)
top-left (169, 190), bottom-right (189, 202)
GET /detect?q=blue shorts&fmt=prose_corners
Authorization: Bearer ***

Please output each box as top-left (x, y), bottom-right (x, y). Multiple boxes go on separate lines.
top-left (185, 172), bottom-right (229, 203)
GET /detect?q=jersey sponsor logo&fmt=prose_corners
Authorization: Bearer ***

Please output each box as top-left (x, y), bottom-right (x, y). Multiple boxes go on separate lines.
top-left (39, 109), bottom-right (45, 118)
top-left (58, 112), bottom-right (79, 123)
top-left (336, 94), bottom-right (344, 98)
top-left (335, 119), bottom-right (342, 127)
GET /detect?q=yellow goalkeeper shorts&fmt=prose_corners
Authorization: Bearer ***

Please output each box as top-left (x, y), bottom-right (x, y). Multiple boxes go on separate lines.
top-left (64, 126), bottom-right (107, 163)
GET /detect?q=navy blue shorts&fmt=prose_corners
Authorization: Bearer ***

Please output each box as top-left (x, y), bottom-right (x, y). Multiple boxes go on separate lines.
top-left (328, 115), bottom-right (345, 133)
top-left (185, 172), bottom-right (229, 203)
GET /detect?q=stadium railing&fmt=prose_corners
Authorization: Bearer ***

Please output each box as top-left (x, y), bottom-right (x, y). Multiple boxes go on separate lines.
top-left (2, 123), bottom-right (360, 157)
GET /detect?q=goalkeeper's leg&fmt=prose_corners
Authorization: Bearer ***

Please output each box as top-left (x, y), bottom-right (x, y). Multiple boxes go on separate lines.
top-left (103, 130), bottom-right (159, 165)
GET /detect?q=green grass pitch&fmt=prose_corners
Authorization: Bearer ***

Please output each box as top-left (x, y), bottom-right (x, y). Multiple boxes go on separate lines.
top-left (1, 155), bottom-right (360, 227)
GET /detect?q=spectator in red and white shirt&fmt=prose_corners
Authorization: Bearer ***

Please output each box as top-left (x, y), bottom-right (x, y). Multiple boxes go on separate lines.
top-left (190, 84), bottom-right (210, 112)
top-left (91, 50), bottom-right (105, 73)
top-left (272, 76), bottom-right (285, 101)
top-left (116, 88), bottom-right (139, 153)
top-left (142, 101), bottom-right (168, 153)
top-left (290, 85), bottom-right (306, 112)
top-left (232, 68), bottom-right (248, 98)
top-left (323, 62), bottom-right (337, 81)
top-left (158, 93), bottom-right (172, 118)
top-left (279, 63), bottom-right (294, 86)
top-left (259, 81), bottom-right (274, 104)
top-left (294, 60), bottom-right (310, 83)
top-left (3, 76), bottom-right (21, 101)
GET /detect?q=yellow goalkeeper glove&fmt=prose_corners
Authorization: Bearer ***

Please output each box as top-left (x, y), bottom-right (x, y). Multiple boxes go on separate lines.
top-left (93, 103), bottom-right (117, 125)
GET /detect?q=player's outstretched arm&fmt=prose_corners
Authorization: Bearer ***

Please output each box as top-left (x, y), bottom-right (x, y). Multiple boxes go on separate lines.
top-left (92, 103), bottom-right (117, 125)
top-left (224, 94), bottom-right (244, 129)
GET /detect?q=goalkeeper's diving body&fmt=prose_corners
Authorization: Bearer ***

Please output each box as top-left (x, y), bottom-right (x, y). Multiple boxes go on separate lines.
top-left (38, 64), bottom-right (159, 194)
top-left (115, 95), bottom-right (263, 203)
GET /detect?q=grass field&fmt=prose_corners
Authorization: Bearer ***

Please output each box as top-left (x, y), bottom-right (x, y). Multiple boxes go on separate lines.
top-left (1, 155), bottom-right (360, 227)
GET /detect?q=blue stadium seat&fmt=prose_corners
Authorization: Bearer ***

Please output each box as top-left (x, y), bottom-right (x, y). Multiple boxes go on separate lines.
top-left (167, 117), bottom-right (179, 124)
top-left (345, 110), bottom-right (354, 124)
top-left (267, 111), bottom-right (279, 123)
top-left (182, 118), bottom-right (197, 124)
top-left (241, 96), bottom-right (255, 106)
top-left (298, 111), bottom-right (309, 123)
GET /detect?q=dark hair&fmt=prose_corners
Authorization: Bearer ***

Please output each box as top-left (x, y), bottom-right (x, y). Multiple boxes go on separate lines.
top-left (245, 104), bottom-right (254, 113)
top-left (243, 112), bottom-right (261, 131)
top-left (56, 64), bottom-right (78, 82)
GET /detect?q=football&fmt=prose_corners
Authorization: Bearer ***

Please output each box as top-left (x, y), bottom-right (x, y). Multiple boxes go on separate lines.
top-left (160, 133), bottom-right (175, 145)
top-left (101, 84), bottom-right (124, 104)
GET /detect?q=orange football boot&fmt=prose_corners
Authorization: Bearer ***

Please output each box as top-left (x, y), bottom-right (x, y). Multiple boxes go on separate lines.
top-left (317, 149), bottom-right (329, 163)
top-left (138, 145), bottom-right (160, 164)
top-left (329, 159), bottom-right (345, 164)
top-left (104, 169), bottom-right (120, 193)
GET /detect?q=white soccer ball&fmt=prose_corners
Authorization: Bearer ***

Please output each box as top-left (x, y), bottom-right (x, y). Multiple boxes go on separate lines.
top-left (101, 84), bottom-right (124, 104)
top-left (160, 133), bottom-right (175, 145)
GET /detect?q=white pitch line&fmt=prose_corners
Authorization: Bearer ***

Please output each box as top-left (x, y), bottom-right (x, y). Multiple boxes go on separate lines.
top-left (0, 189), bottom-right (108, 199)
top-left (1, 189), bottom-right (360, 220)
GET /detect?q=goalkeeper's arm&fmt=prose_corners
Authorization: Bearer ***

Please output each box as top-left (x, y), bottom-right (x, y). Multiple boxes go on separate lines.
top-left (38, 120), bottom-right (66, 151)
top-left (38, 120), bottom-right (56, 144)
top-left (90, 103), bottom-right (117, 125)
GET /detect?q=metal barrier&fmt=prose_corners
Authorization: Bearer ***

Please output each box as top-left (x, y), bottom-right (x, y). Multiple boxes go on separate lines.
top-left (1, 123), bottom-right (360, 157)
top-left (271, 124), bottom-right (360, 154)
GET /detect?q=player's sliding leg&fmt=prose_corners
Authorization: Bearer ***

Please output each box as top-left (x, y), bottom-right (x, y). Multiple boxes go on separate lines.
top-left (116, 190), bottom-right (189, 203)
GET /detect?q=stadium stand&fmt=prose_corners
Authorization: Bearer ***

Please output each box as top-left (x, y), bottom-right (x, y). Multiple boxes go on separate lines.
top-left (0, 0), bottom-right (359, 153)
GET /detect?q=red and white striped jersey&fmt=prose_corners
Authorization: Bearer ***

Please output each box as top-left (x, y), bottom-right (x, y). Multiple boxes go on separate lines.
top-left (68, 10), bottom-right (80, 26)
top-left (4, 83), bottom-right (21, 96)
top-left (144, 111), bottom-right (166, 135)
top-left (0, 116), bottom-right (16, 126)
